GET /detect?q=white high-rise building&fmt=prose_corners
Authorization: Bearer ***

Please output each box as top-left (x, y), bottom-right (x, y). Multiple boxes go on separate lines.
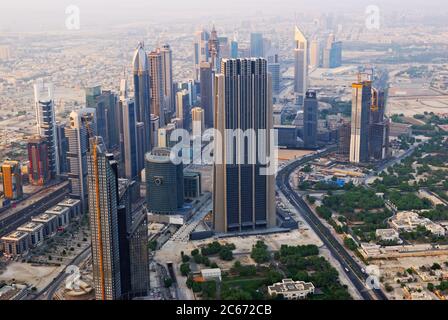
top-left (293, 26), bottom-right (308, 105)
top-left (66, 108), bottom-right (97, 212)
top-left (349, 81), bottom-right (372, 164)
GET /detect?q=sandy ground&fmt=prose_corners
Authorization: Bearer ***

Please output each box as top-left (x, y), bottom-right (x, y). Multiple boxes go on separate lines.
top-left (0, 262), bottom-right (64, 291)
top-left (278, 149), bottom-right (315, 162)
top-left (387, 97), bottom-right (448, 117)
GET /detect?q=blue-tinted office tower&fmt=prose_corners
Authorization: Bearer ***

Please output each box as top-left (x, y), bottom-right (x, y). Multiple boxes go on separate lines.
top-left (86, 86), bottom-right (119, 150)
top-left (250, 33), bottom-right (264, 57)
top-left (213, 58), bottom-right (276, 233)
top-left (268, 54), bottom-right (281, 96)
top-left (132, 43), bottom-right (152, 154)
top-left (119, 98), bottom-right (139, 180)
top-left (303, 90), bottom-right (318, 149)
top-left (230, 40), bottom-right (238, 59)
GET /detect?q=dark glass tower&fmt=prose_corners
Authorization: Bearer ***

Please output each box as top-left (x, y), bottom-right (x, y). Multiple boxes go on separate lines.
top-left (303, 90), bottom-right (318, 149)
top-left (200, 62), bottom-right (214, 128)
top-left (145, 148), bottom-right (184, 214)
top-left (213, 58), bottom-right (276, 233)
top-left (132, 43), bottom-right (152, 154)
top-left (85, 86), bottom-right (119, 150)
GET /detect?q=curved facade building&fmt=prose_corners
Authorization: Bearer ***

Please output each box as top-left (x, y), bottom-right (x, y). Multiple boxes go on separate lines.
top-left (145, 148), bottom-right (184, 214)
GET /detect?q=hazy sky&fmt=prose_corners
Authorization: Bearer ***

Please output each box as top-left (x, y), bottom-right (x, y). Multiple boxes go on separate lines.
top-left (1, 0), bottom-right (447, 32)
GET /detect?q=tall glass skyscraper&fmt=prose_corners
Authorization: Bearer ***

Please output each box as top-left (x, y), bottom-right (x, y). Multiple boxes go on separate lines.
top-left (200, 62), bottom-right (214, 128)
top-left (132, 43), bottom-right (152, 154)
top-left (250, 33), bottom-right (264, 58)
top-left (193, 29), bottom-right (210, 80)
top-left (87, 137), bottom-right (121, 300)
top-left (148, 50), bottom-right (165, 126)
top-left (293, 26), bottom-right (308, 105)
top-left (27, 136), bottom-right (50, 186)
top-left (160, 44), bottom-right (174, 115)
top-left (213, 58), bottom-right (276, 233)
top-left (34, 80), bottom-right (59, 177)
top-left (66, 108), bottom-right (97, 213)
top-left (350, 81), bottom-right (372, 163)
top-left (303, 90), bottom-right (318, 149)
top-left (85, 86), bottom-right (119, 150)
top-left (118, 98), bottom-right (139, 180)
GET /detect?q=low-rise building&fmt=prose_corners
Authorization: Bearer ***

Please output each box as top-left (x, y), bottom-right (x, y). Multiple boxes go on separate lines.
top-left (268, 279), bottom-right (315, 300)
top-left (31, 213), bottom-right (58, 237)
top-left (390, 211), bottom-right (445, 236)
top-left (46, 205), bottom-right (70, 228)
top-left (376, 228), bottom-right (402, 243)
top-left (58, 198), bottom-right (82, 220)
top-left (201, 268), bottom-right (222, 282)
top-left (1, 231), bottom-right (30, 256)
top-left (184, 171), bottom-right (202, 200)
top-left (17, 222), bottom-right (44, 247)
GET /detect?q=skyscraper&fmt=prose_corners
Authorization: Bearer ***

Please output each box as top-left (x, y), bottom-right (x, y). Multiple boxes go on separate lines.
top-left (218, 36), bottom-right (230, 59)
top-left (117, 180), bottom-right (149, 299)
top-left (267, 54), bottom-right (281, 96)
top-left (1, 161), bottom-right (23, 200)
top-left (150, 114), bottom-right (160, 148)
top-left (350, 81), bottom-right (372, 163)
top-left (160, 45), bottom-right (174, 115)
top-left (250, 33), bottom-right (264, 58)
top-left (209, 26), bottom-right (220, 72)
top-left (145, 147), bottom-right (184, 214)
top-left (200, 62), bottom-right (214, 128)
top-left (132, 43), bottom-right (152, 154)
top-left (191, 107), bottom-right (205, 138)
top-left (176, 90), bottom-right (191, 130)
top-left (303, 90), bottom-right (318, 149)
top-left (87, 137), bottom-right (121, 300)
top-left (213, 58), bottom-right (276, 233)
top-left (27, 136), bottom-right (50, 186)
top-left (56, 123), bottom-right (68, 174)
top-left (369, 89), bottom-right (389, 160)
top-left (85, 86), bottom-right (119, 150)
top-left (148, 50), bottom-right (165, 126)
top-left (118, 98), bottom-right (139, 180)
top-left (310, 38), bottom-right (320, 69)
top-left (230, 36), bottom-right (238, 59)
top-left (66, 108), bottom-right (97, 213)
top-left (294, 26), bottom-right (308, 105)
top-left (323, 35), bottom-right (342, 69)
top-left (338, 121), bottom-right (351, 155)
top-left (194, 29), bottom-right (210, 80)
top-left (34, 80), bottom-right (59, 177)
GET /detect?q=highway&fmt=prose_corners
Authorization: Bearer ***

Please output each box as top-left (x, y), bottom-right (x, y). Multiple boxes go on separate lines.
top-left (35, 245), bottom-right (91, 300)
top-left (0, 181), bottom-right (70, 238)
top-left (276, 148), bottom-right (388, 300)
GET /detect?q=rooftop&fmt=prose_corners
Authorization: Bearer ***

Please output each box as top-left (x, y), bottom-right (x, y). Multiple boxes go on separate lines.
top-left (1, 231), bottom-right (29, 241)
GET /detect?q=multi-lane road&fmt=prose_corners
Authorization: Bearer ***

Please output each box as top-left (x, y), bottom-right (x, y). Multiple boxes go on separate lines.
top-left (276, 149), bottom-right (388, 300)
top-left (35, 246), bottom-right (91, 300)
top-left (0, 181), bottom-right (70, 238)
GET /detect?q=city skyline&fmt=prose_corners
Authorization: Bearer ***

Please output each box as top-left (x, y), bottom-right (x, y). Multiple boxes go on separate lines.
top-left (0, 1), bottom-right (448, 305)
